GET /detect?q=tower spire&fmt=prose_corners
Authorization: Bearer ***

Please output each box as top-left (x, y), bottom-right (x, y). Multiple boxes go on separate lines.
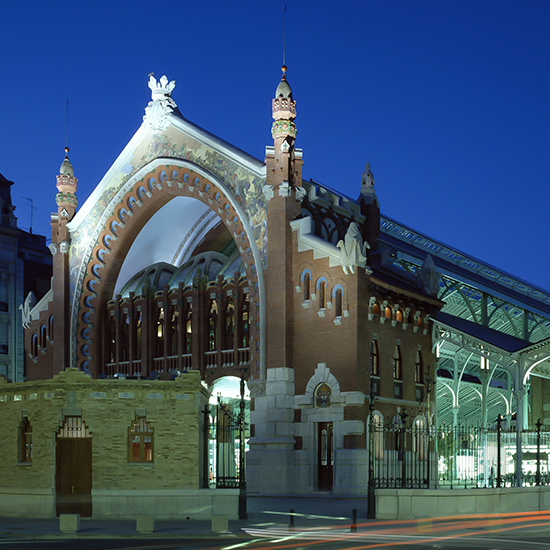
top-left (56, 144), bottom-right (78, 224)
top-left (283, 5), bottom-right (287, 69)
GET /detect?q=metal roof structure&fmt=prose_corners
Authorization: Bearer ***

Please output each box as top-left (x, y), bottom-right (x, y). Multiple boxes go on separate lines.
top-left (378, 214), bottom-right (550, 427)
top-left (300, 178), bottom-right (550, 428)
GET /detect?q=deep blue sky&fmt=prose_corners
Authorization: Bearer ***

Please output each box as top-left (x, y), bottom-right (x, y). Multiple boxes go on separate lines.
top-left (1, 1), bottom-right (549, 290)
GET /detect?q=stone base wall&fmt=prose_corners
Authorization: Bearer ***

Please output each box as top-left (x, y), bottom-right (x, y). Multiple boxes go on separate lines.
top-left (0, 487), bottom-right (54, 518)
top-left (0, 487), bottom-right (238, 519)
top-left (92, 488), bottom-right (239, 519)
top-left (377, 487), bottom-right (550, 519)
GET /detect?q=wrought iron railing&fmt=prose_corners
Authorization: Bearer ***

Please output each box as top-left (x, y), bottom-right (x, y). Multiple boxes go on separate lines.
top-left (370, 418), bottom-right (550, 489)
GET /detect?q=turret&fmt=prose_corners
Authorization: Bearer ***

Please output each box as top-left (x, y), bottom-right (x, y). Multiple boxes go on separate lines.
top-left (358, 162), bottom-right (380, 258)
top-left (50, 146), bottom-right (78, 372)
top-left (53, 147), bottom-right (78, 246)
top-left (265, 66), bottom-right (303, 195)
top-left (263, 65), bottom-right (305, 373)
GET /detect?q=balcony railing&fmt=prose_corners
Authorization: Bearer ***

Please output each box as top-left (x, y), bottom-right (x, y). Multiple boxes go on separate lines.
top-left (104, 348), bottom-right (248, 378)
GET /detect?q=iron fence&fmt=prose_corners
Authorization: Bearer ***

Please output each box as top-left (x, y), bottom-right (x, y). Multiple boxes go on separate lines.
top-left (371, 416), bottom-right (550, 489)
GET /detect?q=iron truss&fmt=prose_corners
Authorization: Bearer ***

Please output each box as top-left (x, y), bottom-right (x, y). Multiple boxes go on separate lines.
top-left (378, 214), bottom-right (550, 426)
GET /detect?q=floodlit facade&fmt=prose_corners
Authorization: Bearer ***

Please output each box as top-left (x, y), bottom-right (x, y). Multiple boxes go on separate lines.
top-left (14, 69), bottom-right (550, 514)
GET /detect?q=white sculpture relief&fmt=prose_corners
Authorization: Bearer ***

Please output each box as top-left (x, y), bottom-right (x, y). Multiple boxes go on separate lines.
top-left (48, 243), bottom-right (58, 256)
top-left (262, 185), bottom-right (274, 202)
top-left (417, 254), bottom-right (440, 296)
top-left (336, 222), bottom-right (372, 274)
top-left (248, 380), bottom-right (266, 398)
top-left (19, 291), bottom-right (37, 329)
top-left (295, 187), bottom-right (306, 203)
top-left (143, 75), bottom-right (177, 133)
top-left (278, 181), bottom-right (291, 197)
top-left (59, 241), bottom-right (69, 254)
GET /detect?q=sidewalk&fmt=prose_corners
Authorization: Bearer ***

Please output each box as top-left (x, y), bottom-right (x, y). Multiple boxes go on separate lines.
top-left (0, 496), bottom-right (368, 540)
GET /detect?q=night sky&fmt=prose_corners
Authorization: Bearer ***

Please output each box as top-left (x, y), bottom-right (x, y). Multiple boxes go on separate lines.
top-left (2, 1), bottom-right (549, 290)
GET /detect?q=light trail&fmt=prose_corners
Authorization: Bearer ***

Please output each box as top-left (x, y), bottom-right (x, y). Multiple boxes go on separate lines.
top-left (240, 509), bottom-right (550, 550)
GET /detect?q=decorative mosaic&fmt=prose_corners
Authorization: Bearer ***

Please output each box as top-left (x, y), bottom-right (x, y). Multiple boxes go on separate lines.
top-left (69, 124), bottom-right (267, 300)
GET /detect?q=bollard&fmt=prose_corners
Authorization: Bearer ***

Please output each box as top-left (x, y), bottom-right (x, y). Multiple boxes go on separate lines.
top-left (59, 514), bottom-right (80, 534)
top-left (351, 508), bottom-right (357, 532)
top-left (136, 515), bottom-right (155, 534)
top-left (289, 508), bottom-right (295, 530)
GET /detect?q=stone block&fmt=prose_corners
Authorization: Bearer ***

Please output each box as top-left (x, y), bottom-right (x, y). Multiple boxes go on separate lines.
top-left (268, 407), bottom-right (293, 423)
top-left (266, 381), bottom-right (293, 396)
top-left (211, 515), bottom-right (228, 533)
top-left (136, 515), bottom-right (155, 533)
top-left (343, 391), bottom-right (365, 406)
top-left (275, 395), bottom-right (295, 409)
top-left (267, 367), bottom-right (294, 382)
top-left (341, 420), bottom-right (364, 436)
top-left (59, 514), bottom-right (80, 533)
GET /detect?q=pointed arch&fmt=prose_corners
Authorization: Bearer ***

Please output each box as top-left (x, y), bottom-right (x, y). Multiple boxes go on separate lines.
top-left (71, 159), bottom-right (266, 380)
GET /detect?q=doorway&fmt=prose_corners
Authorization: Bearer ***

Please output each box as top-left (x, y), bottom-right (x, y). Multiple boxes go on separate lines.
top-left (55, 417), bottom-right (92, 517)
top-left (317, 422), bottom-right (333, 491)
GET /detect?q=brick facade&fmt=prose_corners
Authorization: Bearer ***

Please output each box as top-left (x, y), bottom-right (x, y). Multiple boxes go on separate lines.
top-left (0, 368), bottom-right (240, 518)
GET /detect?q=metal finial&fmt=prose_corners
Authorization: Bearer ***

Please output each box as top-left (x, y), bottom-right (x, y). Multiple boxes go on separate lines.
top-left (65, 99), bottom-right (69, 150)
top-left (283, 5), bottom-right (287, 68)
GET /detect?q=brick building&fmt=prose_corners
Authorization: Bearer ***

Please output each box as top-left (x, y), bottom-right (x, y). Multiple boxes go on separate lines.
top-left (0, 173), bottom-right (51, 383)
top-left (17, 70), bottom-right (550, 512)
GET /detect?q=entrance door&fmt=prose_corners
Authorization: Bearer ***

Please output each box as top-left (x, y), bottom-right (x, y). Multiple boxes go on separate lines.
top-left (55, 418), bottom-right (92, 517)
top-left (318, 422), bottom-right (333, 491)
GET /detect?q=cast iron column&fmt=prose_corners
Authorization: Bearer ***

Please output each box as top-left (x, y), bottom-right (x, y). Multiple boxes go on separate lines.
top-left (367, 380), bottom-right (376, 519)
top-left (239, 376), bottom-right (248, 519)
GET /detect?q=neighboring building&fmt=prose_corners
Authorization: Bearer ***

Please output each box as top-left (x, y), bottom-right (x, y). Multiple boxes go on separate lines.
top-left (16, 69), bottom-right (550, 512)
top-left (0, 173), bottom-right (51, 383)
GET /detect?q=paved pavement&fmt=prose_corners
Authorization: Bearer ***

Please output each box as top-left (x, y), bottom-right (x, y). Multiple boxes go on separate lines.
top-left (0, 496), bottom-right (368, 540)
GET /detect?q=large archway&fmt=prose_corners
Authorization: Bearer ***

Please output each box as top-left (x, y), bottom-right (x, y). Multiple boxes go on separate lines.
top-left (71, 159), bottom-right (266, 381)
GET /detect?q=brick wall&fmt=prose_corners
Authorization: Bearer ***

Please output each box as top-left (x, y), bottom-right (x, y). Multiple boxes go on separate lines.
top-left (0, 368), bottom-right (211, 515)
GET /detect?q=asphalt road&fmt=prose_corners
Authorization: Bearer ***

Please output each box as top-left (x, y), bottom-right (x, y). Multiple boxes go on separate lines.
top-left (2, 530), bottom-right (550, 550)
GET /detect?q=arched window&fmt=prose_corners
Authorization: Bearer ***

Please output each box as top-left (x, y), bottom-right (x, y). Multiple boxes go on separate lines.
top-left (31, 334), bottom-right (38, 359)
top-left (156, 307), bottom-right (165, 357)
top-left (370, 340), bottom-right (379, 376)
top-left (393, 345), bottom-right (402, 380)
top-left (40, 325), bottom-right (47, 349)
top-left (415, 350), bottom-right (423, 383)
top-left (170, 309), bottom-right (179, 356)
top-left (335, 288), bottom-right (343, 317)
top-left (224, 298), bottom-right (234, 349)
top-left (184, 305), bottom-right (192, 354)
top-left (385, 306), bottom-right (392, 320)
top-left (241, 295), bottom-right (250, 348)
top-left (48, 316), bottom-right (54, 341)
top-left (108, 314), bottom-right (116, 363)
top-left (302, 271), bottom-right (311, 301)
top-left (208, 299), bottom-right (218, 351)
top-left (318, 279), bottom-right (326, 309)
top-left (19, 417), bottom-right (32, 464)
top-left (134, 310), bottom-right (142, 360)
top-left (121, 312), bottom-right (129, 362)
top-left (373, 302), bottom-right (381, 315)
top-left (129, 417), bottom-right (154, 463)
top-left (396, 309), bottom-right (403, 323)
